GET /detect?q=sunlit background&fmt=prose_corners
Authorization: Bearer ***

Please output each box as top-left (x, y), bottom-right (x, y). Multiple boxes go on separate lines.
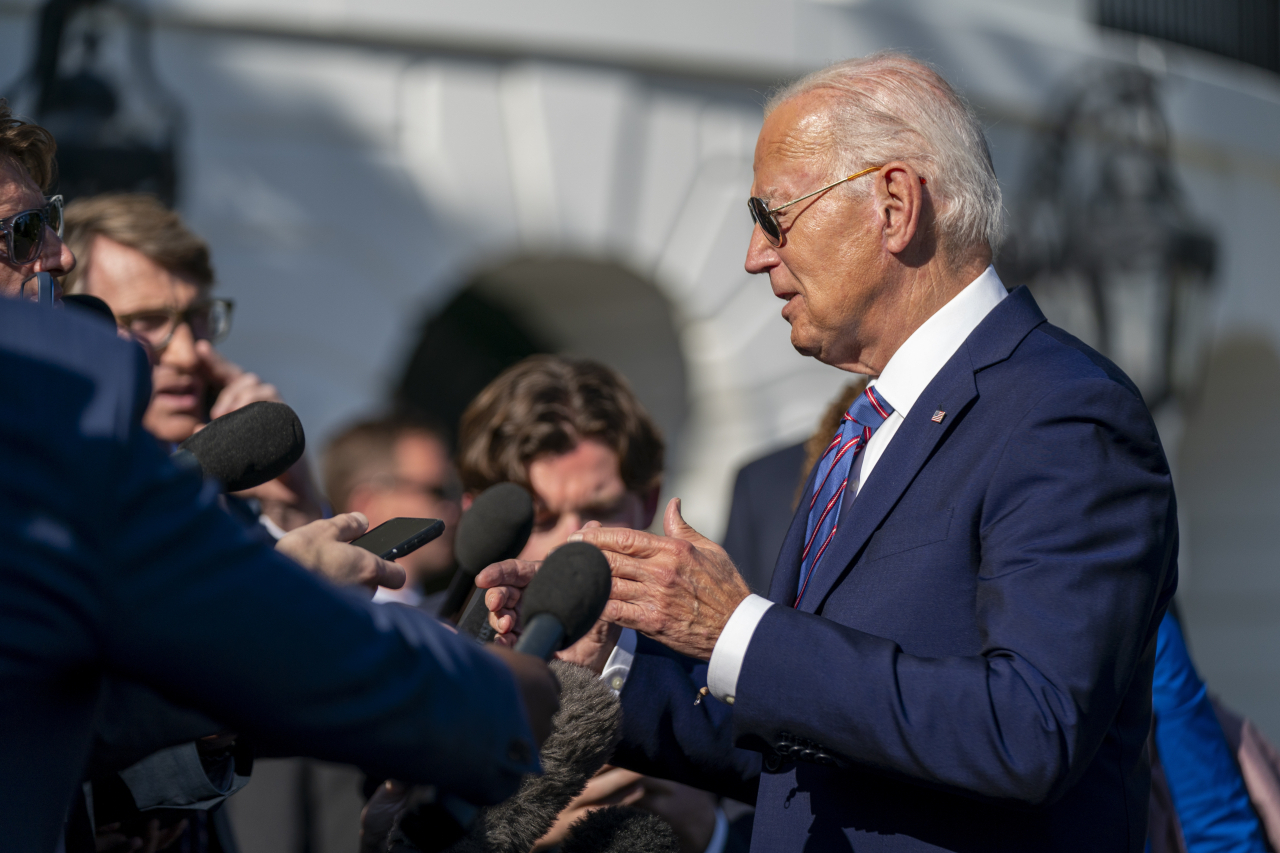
top-left (4, 0), bottom-right (1278, 761)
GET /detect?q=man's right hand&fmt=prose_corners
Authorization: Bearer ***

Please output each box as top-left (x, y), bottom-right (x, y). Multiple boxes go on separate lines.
top-left (275, 512), bottom-right (406, 595)
top-left (486, 644), bottom-right (560, 748)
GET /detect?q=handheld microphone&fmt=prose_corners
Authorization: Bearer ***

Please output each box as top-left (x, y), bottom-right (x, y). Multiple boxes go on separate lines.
top-left (171, 401), bottom-right (305, 492)
top-left (448, 483), bottom-right (535, 629)
top-left (399, 660), bottom-right (624, 853)
top-left (513, 542), bottom-right (612, 661)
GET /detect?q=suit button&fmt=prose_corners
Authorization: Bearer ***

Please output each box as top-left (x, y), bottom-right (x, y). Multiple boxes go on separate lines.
top-left (764, 753), bottom-right (781, 772)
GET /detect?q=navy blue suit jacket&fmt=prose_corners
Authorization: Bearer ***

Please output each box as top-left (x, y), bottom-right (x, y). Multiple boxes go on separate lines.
top-left (0, 299), bottom-right (538, 852)
top-left (722, 442), bottom-right (807, 596)
top-left (615, 288), bottom-right (1178, 852)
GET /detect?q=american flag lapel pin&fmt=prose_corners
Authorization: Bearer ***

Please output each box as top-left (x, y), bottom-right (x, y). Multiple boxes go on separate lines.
top-left (931, 409), bottom-right (946, 423)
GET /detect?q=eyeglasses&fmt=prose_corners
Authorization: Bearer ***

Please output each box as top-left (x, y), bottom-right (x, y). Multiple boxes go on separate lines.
top-left (747, 167), bottom-right (880, 247)
top-left (116, 298), bottom-right (235, 355)
top-left (0, 195), bottom-right (63, 265)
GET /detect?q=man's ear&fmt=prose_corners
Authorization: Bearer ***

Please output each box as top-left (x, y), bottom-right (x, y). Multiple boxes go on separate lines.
top-left (640, 485), bottom-right (661, 529)
top-left (876, 161), bottom-right (925, 256)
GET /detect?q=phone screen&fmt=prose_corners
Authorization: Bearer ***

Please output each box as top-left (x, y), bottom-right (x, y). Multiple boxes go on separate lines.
top-left (351, 518), bottom-right (445, 561)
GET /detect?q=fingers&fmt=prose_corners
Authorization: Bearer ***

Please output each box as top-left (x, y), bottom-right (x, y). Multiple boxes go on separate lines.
top-left (327, 512), bottom-right (370, 542)
top-left (475, 558), bottom-right (539, 589)
top-left (196, 340), bottom-right (241, 386)
top-left (371, 557), bottom-right (406, 590)
top-left (601, 598), bottom-right (652, 631)
top-left (568, 525), bottom-right (671, 559)
top-left (210, 372), bottom-right (280, 419)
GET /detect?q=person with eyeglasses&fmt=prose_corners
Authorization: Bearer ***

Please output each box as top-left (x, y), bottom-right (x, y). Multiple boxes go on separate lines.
top-left (58, 193), bottom-right (324, 533)
top-left (0, 101), bottom-right (560, 853)
top-left (0, 119), bottom-right (74, 297)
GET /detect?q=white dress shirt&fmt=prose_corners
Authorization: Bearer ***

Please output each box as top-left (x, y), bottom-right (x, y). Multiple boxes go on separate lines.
top-left (603, 267), bottom-right (1009, 703)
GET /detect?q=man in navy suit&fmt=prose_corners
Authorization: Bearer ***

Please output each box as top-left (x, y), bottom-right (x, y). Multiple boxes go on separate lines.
top-left (482, 52), bottom-right (1177, 852)
top-left (0, 105), bottom-right (557, 852)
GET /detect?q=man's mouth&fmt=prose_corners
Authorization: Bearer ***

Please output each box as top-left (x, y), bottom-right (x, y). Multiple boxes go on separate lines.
top-left (154, 382), bottom-right (202, 411)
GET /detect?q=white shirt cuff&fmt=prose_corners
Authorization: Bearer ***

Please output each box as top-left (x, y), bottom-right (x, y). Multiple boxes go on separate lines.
top-left (600, 627), bottom-right (637, 695)
top-left (707, 594), bottom-right (774, 704)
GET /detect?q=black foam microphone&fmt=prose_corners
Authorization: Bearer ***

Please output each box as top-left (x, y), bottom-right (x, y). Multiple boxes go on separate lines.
top-left (513, 542), bottom-right (612, 661)
top-left (172, 401), bottom-right (305, 492)
top-left (448, 483), bottom-right (535, 628)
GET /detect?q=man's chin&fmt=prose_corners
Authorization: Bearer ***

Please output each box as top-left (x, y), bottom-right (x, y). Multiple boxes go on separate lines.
top-left (143, 410), bottom-right (205, 444)
top-left (789, 330), bottom-right (821, 360)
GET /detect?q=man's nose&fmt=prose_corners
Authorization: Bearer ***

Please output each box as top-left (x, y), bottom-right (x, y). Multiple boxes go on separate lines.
top-left (34, 227), bottom-right (74, 278)
top-left (163, 320), bottom-right (201, 370)
top-left (744, 225), bottom-right (779, 274)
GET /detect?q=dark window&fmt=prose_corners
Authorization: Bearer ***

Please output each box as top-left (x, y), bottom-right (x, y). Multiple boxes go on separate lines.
top-left (1097, 0), bottom-right (1279, 74)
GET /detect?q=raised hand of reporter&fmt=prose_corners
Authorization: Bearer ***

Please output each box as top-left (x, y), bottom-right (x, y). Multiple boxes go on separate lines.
top-left (477, 549), bottom-right (621, 673)
top-left (274, 512), bottom-right (406, 596)
top-left (197, 340), bottom-right (325, 530)
top-left (569, 498), bottom-right (750, 661)
top-left (485, 644), bottom-right (561, 748)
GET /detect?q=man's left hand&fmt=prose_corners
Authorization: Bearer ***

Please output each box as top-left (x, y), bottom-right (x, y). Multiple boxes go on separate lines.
top-left (569, 497), bottom-right (750, 661)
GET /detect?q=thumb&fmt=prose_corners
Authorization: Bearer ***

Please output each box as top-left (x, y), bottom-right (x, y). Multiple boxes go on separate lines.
top-left (663, 497), bottom-right (708, 545)
top-left (328, 511), bottom-right (370, 543)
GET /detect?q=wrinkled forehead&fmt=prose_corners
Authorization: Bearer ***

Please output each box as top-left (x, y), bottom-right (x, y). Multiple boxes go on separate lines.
top-left (753, 93), bottom-right (841, 192)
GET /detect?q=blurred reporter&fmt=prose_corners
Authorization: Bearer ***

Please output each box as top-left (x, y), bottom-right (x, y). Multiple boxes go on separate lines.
top-left (60, 193), bottom-right (323, 532)
top-left (0, 103), bottom-right (558, 853)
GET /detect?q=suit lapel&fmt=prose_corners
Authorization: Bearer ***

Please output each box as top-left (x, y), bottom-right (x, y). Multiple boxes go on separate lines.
top-left (796, 358), bottom-right (978, 613)
top-left (794, 286), bottom-right (1048, 615)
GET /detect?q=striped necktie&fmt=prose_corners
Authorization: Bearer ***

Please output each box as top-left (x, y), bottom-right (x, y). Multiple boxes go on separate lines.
top-left (796, 385), bottom-right (894, 606)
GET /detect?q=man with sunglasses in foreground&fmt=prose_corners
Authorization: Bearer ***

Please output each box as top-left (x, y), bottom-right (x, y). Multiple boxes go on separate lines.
top-left (59, 193), bottom-right (325, 534)
top-left (0, 103), bottom-right (560, 852)
top-left (482, 52), bottom-right (1178, 852)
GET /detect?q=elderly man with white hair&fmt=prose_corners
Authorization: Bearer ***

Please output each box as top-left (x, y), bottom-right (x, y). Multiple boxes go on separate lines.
top-left (481, 52), bottom-right (1178, 852)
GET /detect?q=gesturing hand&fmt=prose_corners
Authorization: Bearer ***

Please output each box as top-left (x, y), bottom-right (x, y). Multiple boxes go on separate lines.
top-left (477, 547), bottom-right (622, 673)
top-left (275, 512), bottom-right (406, 595)
top-left (568, 498), bottom-right (750, 661)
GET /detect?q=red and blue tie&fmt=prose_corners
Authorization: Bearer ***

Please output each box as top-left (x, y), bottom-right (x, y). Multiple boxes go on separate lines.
top-left (796, 385), bottom-right (894, 606)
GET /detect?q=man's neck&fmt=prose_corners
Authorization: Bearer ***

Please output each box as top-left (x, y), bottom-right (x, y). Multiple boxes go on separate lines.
top-left (834, 254), bottom-right (991, 376)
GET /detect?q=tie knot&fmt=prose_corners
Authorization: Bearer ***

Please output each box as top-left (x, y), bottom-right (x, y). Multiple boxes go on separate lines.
top-left (844, 386), bottom-right (894, 432)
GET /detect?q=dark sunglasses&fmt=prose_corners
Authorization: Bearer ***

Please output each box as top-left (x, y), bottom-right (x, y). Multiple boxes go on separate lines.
top-left (0, 195), bottom-right (63, 265)
top-left (748, 168), bottom-right (878, 247)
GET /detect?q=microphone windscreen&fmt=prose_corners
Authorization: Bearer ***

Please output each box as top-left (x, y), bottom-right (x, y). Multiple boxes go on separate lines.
top-left (177, 401), bottom-right (305, 492)
top-left (454, 483), bottom-right (534, 576)
top-left (560, 807), bottom-right (681, 853)
top-left (519, 542), bottom-right (612, 649)
top-left (460, 661), bottom-right (623, 853)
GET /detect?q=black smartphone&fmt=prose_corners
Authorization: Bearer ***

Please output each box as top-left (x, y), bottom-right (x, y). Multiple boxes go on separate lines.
top-left (351, 517), bottom-right (445, 561)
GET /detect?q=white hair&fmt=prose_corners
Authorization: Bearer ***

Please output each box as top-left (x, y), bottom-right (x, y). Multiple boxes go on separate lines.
top-left (766, 52), bottom-right (1004, 258)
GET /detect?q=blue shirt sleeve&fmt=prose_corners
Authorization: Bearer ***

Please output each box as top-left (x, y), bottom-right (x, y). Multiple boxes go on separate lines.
top-left (1153, 611), bottom-right (1266, 852)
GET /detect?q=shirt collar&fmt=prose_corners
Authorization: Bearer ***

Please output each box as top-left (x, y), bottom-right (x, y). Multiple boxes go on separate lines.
top-left (870, 265), bottom-right (1008, 418)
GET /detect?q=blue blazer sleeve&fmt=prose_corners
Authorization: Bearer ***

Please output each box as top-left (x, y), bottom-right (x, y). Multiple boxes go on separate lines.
top-left (1153, 612), bottom-right (1266, 852)
top-left (732, 376), bottom-right (1176, 806)
top-left (613, 636), bottom-right (761, 803)
top-left (0, 303), bottom-right (538, 829)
